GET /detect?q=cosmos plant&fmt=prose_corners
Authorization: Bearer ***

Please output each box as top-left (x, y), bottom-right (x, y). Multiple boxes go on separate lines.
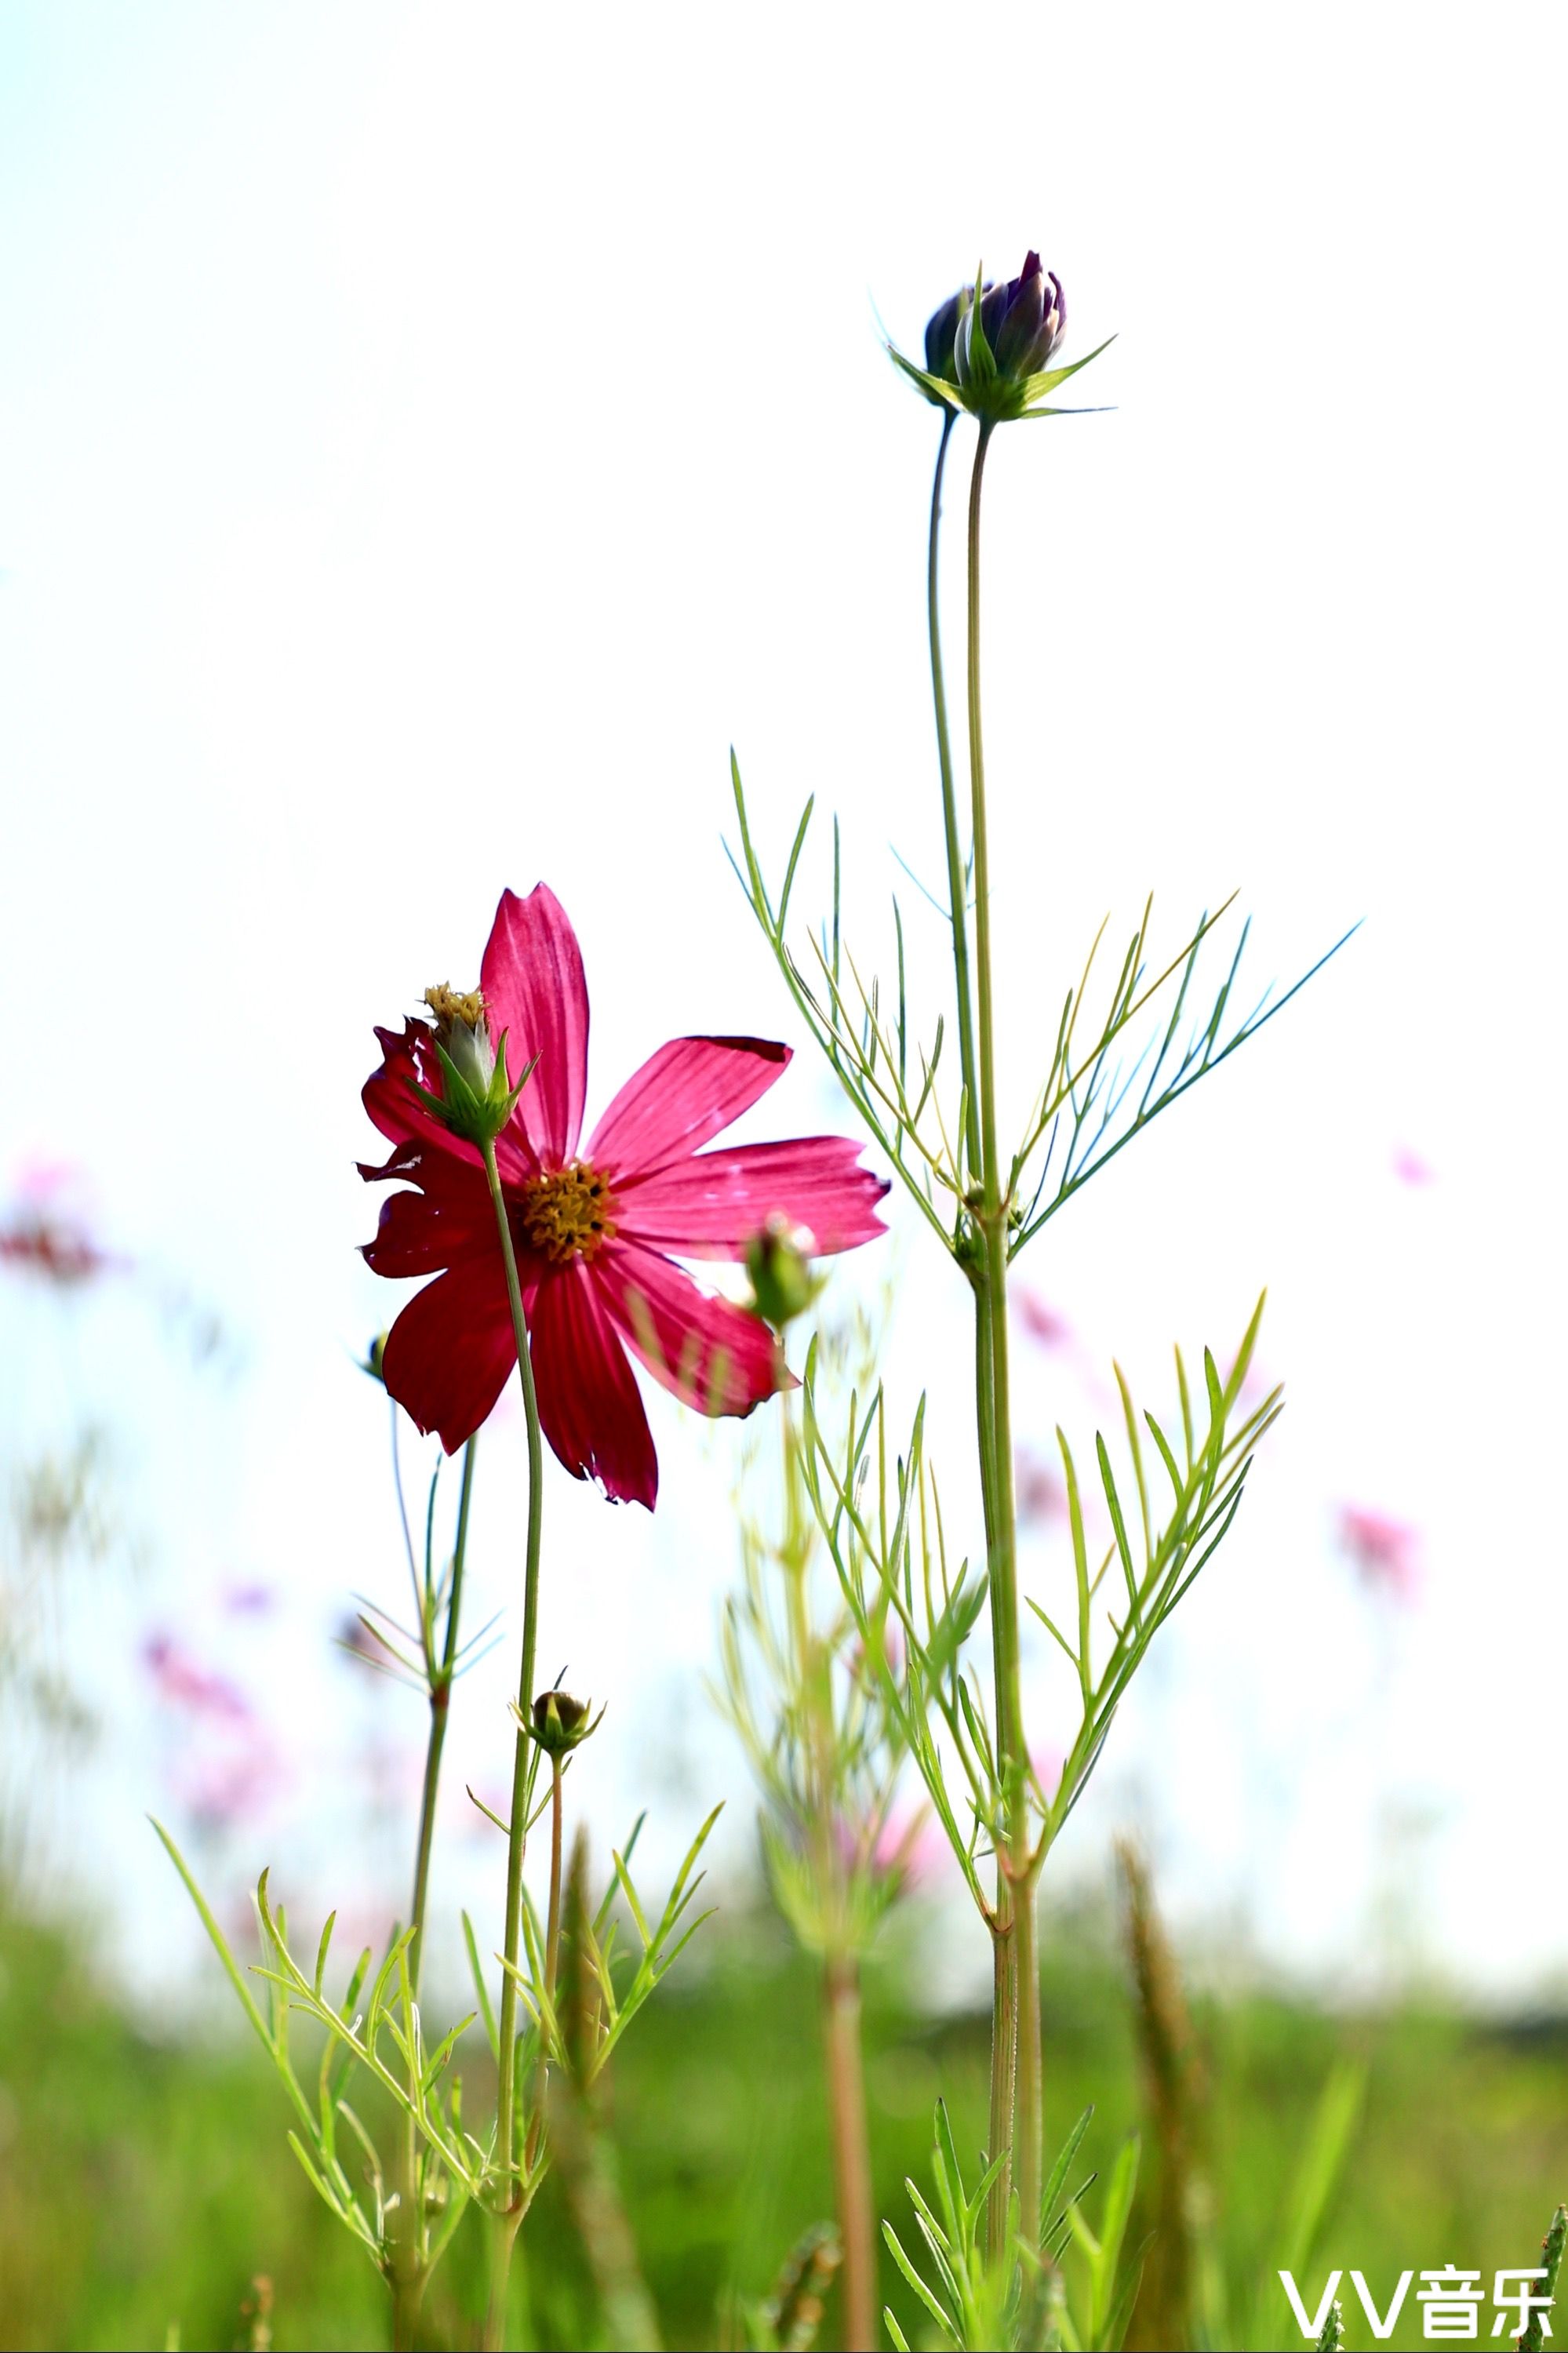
top-left (156, 251), bottom-right (1344, 2351)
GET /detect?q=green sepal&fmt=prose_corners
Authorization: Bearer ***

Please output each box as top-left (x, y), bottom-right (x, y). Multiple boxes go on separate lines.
top-left (961, 263), bottom-right (997, 385)
top-left (893, 318), bottom-right (1115, 426)
top-left (1019, 333), bottom-right (1117, 405)
top-left (521, 1686), bottom-right (605, 1756)
top-left (887, 340), bottom-right (967, 411)
top-left (407, 1028), bottom-right (536, 1149)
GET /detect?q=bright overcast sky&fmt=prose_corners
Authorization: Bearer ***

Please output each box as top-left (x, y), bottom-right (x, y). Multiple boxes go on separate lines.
top-left (2, 3), bottom-right (1563, 2006)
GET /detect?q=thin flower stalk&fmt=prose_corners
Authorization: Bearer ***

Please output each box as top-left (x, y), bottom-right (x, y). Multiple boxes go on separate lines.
top-left (823, 1949), bottom-right (878, 2352)
top-left (784, 1389), bottom-right (881, 2353)
top-left (926, 406), bottom-right (982, 1191)
top-left (717, 1315), bottom-right (905, 2353)
top-left (961, 414), bottom-right (1041, 2248)
top-left (409, 1435), bottom-right (478, 1984)
top-left (481, 1131), bottom-right (547, 2349)
top-left (524, 1753), bottom-right (566, 2179)
top-left (391, 1430), bottom-right (478, 2348)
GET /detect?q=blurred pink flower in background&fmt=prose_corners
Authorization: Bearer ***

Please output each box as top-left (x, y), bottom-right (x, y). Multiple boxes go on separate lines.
top-left (1, 1159), bottom-right (122, 1287)
top-left (1337, 1505), bottom-right (1422, 1605)
top-left (222, 1581), bottom-right (275, 1616)
top-left (839, 1799), bottom-right (950, 1893)
top-left (141, 1635), bottom-right (283, 1831)
top-left (1017, 1449), bottom-right (1066, 1527)
top-left (1392, 1144), bottom-right (1437, 1186)
top-left (1016, 1289), bottom-right (1072, 1348)
top-left (175, 1745), bottom-right (281, 1833)
top-left (874, 1802), bottom-right (951, 1889)
top-left (847, 1622), bottom-right (905, 1687)
top-left (142, 1635), bottom-right (252, 1722)
top-left (337, 1613), bottom-right (386, 1666)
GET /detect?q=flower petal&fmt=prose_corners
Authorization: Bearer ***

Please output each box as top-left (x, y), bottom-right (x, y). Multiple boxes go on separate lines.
top-left (482, 885), bottom-right (590, 1166)
top-left (379, 1258), bottom-right (522, 1454)
top-left (360, 1172), bottom-right (494, 1271)
top-left (594, 1240), bottom-right (785, 1417)
top-left (587, 1037), bottom-right (790, 1178)
top-left (529, 1260), bottom-right (658, 1508)
top-left (613, 1136), bottom-right (890, 1260)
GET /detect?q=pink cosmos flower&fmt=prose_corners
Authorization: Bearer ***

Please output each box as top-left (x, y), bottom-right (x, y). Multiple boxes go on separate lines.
top-left (1, 1161), bottom-right (120, 1286)
top-left (361, 885), bottom-right (888, 1509)
top-left (1016, 1448), bottom-right (1067, 1526)
top-left (1337, 1504), bottom-right (1422, 1604)
top-left (1016, 1289), bottom-right (1071, 1348)
top-left (871, 1802), bottom-right (950, 1891)
top-left (142, 1635), bottom-right (253, 1723)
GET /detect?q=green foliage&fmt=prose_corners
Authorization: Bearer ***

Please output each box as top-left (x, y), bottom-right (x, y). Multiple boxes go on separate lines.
top-left (737, 2223), bottom-right (842, 2351)
top-left (715, 1315), bottom-right (913, 1966)
top-left (791, 1301), bottom-right (1277, 1919)
top-left (152, 1821), bottom-right (481, 2275)
top-left (3, 1896), bottom-right (1566, 2350)
top-left (1519, 2205), bottom-right (1566, 2352)
top-left (1246, 2062), bottom-right (1365, 2353)
top-left (880, 2101), bottom-right (1147, 2351)
top-left (727, 762), bottom-right (1352, 1279)
top-left (1315, 2297), bottom-right (1345, 2351)
top-left (155, 1795), bottom-right (721, 2304)
top-left (496, 1802), bottom-right (723, 2092)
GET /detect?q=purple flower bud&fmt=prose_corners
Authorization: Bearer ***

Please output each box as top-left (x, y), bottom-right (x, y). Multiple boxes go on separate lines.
top-left (978, 277), bottom-right (1013, 353)
top-left (891, 251), bottom-right (1094, 425)
top-left (923, 289), bottom-right (965, 382)
top-left (992, 252), bottom-right (1067, 377)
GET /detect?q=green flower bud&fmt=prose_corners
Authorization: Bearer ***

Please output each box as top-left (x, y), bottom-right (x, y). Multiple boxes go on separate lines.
top-left (529, 1687), bottom-right (598, 1755)
top-left (361, 1331), bottom-right (388, 1383)
top-left (409, 984), bottom-right (533, 1148)
top-left (886, 253), bottom-right (1111, 426)
top-left (744, 1213), bottom-right (821, 1329)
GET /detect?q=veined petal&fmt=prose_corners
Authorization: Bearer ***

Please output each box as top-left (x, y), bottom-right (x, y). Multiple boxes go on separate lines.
top-left (613, 1136), bottom-right (890, 1260)
top-left (588, 1036), bottom-right (790, 1178)
top-left (594, 1240), bottom-right (785, 1417)
top-left (529, 1260), bottom-right (658, 1508)
top-left (379, 1257), bottom-right (522, 1454)
top-left (482, 885), bottom-right (590, 1166)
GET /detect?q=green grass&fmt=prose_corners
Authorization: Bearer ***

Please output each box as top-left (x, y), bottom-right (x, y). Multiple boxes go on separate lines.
top-left (1, 1897), bottom-right (1563, 2350)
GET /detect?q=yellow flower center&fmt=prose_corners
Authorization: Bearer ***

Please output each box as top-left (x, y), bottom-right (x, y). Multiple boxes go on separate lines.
top-left (518, 1162), bottom-right (617, 1266)
top-left (424, 982), bottom-right (487, 1035)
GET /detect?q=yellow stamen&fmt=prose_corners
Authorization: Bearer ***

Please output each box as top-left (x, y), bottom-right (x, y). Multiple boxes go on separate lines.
top-left (519, 1162), bottom-right (617, 1266)
top-left (424, 982), bottom-right (487, 1034)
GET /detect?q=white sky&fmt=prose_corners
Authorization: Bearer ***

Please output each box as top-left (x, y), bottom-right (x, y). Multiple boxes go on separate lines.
top-left (2, 2), bottom-right (1564, 2006)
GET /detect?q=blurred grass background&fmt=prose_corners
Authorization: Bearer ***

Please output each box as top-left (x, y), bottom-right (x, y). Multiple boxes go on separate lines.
top-left (2, 1888), bottom-right (1564, 2352)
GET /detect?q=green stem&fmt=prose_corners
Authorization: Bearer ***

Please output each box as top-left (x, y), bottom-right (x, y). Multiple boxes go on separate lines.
top-left (780, 1397), bottom-right (877, 2344)
top-left (391, 1434), bottom-right (478, 2346)
top-left (524, 1757), bottom-right (566, 2169)
top-left (409, 1435), bottom-right (478, 1987)
top-left (964, 418), bottom-right (1042, 2248)
top-left (481, 1137), bottom-right (547, 2351)
top-left (823, 1954), bottom-right (877, 2352)
top-left (928, 410), bottom-right (983, 1184)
